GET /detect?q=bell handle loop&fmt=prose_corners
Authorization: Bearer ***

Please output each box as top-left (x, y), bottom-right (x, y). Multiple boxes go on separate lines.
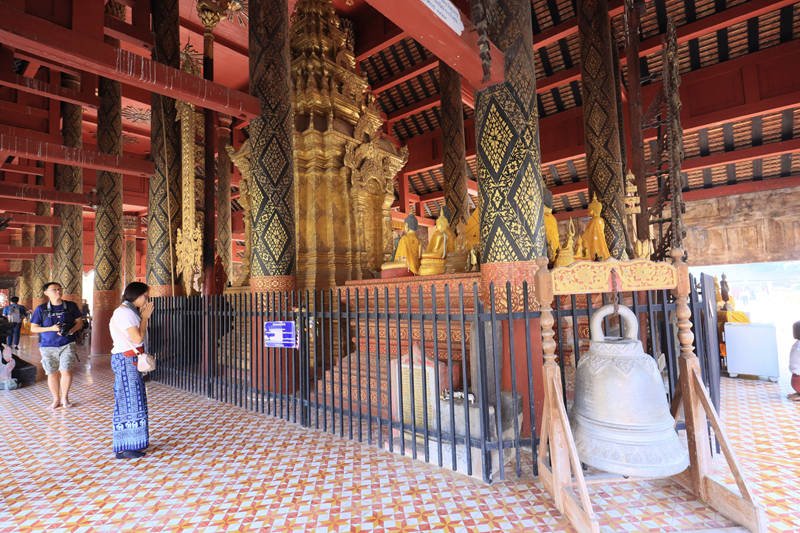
top-left (589, 304), bottom-right (639, 342)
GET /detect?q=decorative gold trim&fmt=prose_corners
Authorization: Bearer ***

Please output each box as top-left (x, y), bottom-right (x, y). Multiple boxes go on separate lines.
top-left (250, 275), bottom-right (295, 293)
top-left (551, 259), bottom-right (677, 295)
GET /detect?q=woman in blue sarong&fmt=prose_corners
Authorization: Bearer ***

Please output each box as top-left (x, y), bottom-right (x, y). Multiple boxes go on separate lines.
top-left (109, 282), bottom-right (153, 459)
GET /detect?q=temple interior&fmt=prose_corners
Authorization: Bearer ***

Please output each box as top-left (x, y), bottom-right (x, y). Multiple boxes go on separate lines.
top-left (1, 0), bottom-right (799, 531)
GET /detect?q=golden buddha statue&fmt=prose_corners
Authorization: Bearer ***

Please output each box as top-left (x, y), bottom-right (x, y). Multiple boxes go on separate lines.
top-left (464, 198), bottom-right (481, 272)
top-left (445, 221), bottom-right (469, 274)
top-left (381, 213), bottom-right (421, 276)
top-left (554, 219), bottom-right (577, 268)
top-left (419, 209), bottom-right (457, 276)
top-left (579, 194), bottom-right (612, 261)
top-left (543, 190), bottom-right (560, 263)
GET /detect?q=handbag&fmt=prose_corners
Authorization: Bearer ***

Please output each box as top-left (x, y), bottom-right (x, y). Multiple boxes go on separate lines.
top-left (137, 352), bottom-right (156, 373)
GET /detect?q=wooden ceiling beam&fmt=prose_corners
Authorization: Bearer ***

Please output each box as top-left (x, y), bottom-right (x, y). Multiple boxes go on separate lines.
top-left (0, 4), bottom-right (259, 120)
top-left (356, 27), bottom-right (408, 63)
top-left (387, 94), bottom-right (440, 125)
top-left (0, 245), bottom-right (53, 255)
top-left (363, 0), bottom-right (504, 90)
top-left (4, 213), bottom-right (61, 226)
top-left (533, 0), bottom-right (624, 50)
top-left (0, 127), bottom-right (154, 178)
top-left (403, 40), bottom-right (800, 174)
top-left (682, 138), bottom-right (800, 172)
top-left (0, 182), bottom-right (93, 206)
top-left (373, 57), bottom-right (438, 95)
top-left (636, 0), bottom-right (799, 61)
top-left (0, 162), bottom-right (44, 176)
top-left (0, 71), bottom-right (100, 109)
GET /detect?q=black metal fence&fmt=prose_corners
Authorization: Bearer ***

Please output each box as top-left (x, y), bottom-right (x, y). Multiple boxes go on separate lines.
top-left (148, 275), bottom-right (716, 482)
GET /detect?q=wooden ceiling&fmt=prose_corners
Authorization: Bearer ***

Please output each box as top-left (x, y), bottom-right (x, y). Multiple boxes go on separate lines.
top-left (1, 0), bottom-right (799, 269)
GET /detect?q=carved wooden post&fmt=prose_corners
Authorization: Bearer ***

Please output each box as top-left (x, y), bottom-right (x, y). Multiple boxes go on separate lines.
top-left (672, 248), bottom-right (711, 497)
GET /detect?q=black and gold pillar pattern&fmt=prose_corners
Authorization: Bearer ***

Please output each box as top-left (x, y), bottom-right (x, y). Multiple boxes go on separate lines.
top-left (578, 0), bottom-right (628, 259)
top-left (475, 0), bottom-right (546, 308)
top-left (93, 0), bottom-right (125, 356)
top-left (216, 115), bottom-right (232, 279)
top-left (53, 72), bottom-right (84, 303)
top-left (248, 0), bottom-right (295, 292)
top-left (32, 202), bottom-right (52, 306)
top-left (19, 226), bottom-right (34, 309)
top-left (124, 238), bottom-right (137, 287)
top-left (147, 0), bottom-right (182, 297)
top-left (440, 61), bottom-right (469, 228)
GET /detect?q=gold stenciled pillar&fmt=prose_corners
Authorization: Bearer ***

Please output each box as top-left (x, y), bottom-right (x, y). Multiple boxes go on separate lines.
top-left (53, 72), bottom-right (84, 303)
top-left (92, 0), bottom-right (125, 357)
top-left (19, 226), bottom-right (34, 310)
top-left (147, 0), bottom-right (182, 297)
top-left (32, 202), bottom-right (51, 307)
top-left (124, 238), bottom-right (137, 287)
top-left (10, 232), bottom-right (22, 297)
top-left (475, 0), bottom-right (547, 305)
top-left (578, 0), bottom-right (628, 259)
top-left (248, 0), bottom-right (296, 292)
top-left (216, 115), bottom-right (233, 280)
top-left (440, 61), bottom-right (469, 229)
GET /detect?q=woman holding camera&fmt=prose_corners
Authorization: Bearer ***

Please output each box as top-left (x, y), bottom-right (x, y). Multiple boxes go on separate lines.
top-left (29, 282), bottom-right (85, 409)
top-left (109, 282), bottom-right (154, 459)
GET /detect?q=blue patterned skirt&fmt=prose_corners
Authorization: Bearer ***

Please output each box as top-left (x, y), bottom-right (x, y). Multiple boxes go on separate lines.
top-left (111, 352), bottom-right (149, 452)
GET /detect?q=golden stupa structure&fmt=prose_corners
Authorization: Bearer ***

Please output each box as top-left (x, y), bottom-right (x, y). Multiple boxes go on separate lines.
top-left (290, 0), bottom-right (408, 288)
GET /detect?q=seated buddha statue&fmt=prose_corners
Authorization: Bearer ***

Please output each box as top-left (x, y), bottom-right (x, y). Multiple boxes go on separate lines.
top-left (543, 190), bottom-right (560, 263)
top-left (419, 209), bottom-right (457, 276)
top-left (554, 219), bottom-right (577, 268)
top-left (578, 194), bottom-right (612, 261)
top-left (445, 221), bottom-right (469, 274)
top-left (381, 213), bottom-right (421, 277)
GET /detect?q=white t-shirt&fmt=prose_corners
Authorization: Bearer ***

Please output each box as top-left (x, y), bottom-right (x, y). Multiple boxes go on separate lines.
top-left (790, 340), bottom-right (800, 375)
top-left (109, 305), bottom-right (143, 355)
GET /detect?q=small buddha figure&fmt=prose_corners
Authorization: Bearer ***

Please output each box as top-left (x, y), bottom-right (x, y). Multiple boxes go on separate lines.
top-left (464, 198), bottom-right (481, 271)
top-left (381, 213), bottom-right (421, 275)
top-left (543, 190), bottom-right (560, 263)
top-left (445, 221), bottom-right (469, 274)
top-left (419, 209), bottom-right (457, 276)
top-left (579, 194), bottom-right (612, 261)
top-left (554, 219), bottom-right (577, 268)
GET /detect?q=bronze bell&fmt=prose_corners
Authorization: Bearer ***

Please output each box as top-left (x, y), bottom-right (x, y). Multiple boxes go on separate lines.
top-left (570, 304), bottom-right (689, 477)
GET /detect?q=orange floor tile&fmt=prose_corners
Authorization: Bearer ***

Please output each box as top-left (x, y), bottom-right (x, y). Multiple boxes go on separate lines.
top-left (2, 338), bottom-right (798, 532)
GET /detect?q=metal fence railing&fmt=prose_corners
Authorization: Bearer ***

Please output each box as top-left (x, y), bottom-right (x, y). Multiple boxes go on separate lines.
top-left (148, 275), bottom-right (716, 482)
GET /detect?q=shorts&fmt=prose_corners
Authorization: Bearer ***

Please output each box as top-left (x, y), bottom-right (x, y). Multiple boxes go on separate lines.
top-left (40, 344), bottom-right (78, 375)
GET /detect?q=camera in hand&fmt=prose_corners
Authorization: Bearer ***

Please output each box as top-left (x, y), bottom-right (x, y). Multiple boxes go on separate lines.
top-left (58, 321), bottom-right (74, 337)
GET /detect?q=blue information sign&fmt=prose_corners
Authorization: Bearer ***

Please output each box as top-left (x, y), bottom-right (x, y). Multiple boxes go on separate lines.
top-left (264, 321), bottom-right (298, 349)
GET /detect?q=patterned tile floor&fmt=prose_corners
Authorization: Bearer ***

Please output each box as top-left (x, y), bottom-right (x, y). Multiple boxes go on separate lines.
top-left (1, 338), bottom-right (798, 532)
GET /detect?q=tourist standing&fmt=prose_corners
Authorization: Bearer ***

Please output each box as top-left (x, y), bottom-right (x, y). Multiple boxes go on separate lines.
top-left (29, 283), bottom-right (84, 409)
top-left (109, 282), bottom-right (153, 459)
top-left (2, 296), bottom-right (27, 349)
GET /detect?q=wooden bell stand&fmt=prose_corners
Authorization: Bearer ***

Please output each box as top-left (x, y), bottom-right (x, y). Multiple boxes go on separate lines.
top-left (534, 249), bottom-right (766, 532)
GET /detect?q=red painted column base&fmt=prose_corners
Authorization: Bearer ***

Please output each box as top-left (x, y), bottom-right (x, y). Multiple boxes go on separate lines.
top-left (91, 289), bottom-right (118, 358)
